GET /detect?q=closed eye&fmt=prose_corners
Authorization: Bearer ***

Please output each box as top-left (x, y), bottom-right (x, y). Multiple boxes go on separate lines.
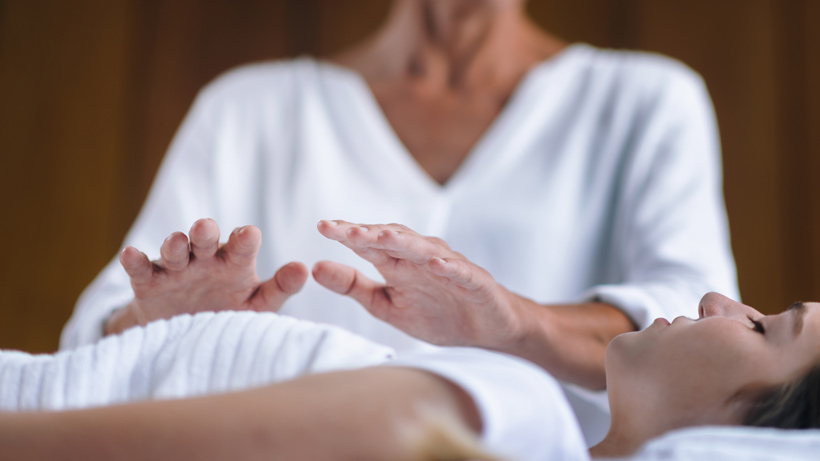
top-left (748, 315), bottom-right (765, 334)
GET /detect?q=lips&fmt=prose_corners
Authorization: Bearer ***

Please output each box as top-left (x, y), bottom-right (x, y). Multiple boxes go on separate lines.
top-left (653, 318), bottom-right (671, 327)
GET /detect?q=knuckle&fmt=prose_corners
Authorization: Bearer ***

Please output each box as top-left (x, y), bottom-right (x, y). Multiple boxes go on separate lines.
top-left (389, 223), bottom-right (413, 233)
top-left (427, 236), bottom-right (449, 249)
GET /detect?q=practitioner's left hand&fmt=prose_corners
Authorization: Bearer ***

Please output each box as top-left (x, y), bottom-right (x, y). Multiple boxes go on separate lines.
top-left (109, 219), bottom-right (309, 335)
top-left (313, 220), bottom-right (527, 348)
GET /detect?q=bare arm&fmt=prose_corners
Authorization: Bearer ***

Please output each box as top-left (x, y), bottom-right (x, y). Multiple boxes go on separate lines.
top-left (314, 220), bottom-right (635, 390)
top-left (501, 298), bottom-right (635, 390)
top-left (0, 368), bottom-right (487, 461)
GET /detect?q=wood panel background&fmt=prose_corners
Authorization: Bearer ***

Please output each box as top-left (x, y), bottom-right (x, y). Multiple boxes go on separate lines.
top-left (1, 0), bottom-right (817, 352)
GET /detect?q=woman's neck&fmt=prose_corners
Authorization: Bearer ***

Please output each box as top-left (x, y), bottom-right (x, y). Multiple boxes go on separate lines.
top-left (333, 0), bottom-right (564, 93)
top-left (589, 428), bottom-right (646, 459)
top-left (589, 392), bottom-right (672, 458)
top-left (591, 396), bottom-right (731, 457)
top-left (589, 418), bottom-right (651, 458)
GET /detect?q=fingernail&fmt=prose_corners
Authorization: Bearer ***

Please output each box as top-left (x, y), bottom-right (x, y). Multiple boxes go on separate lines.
top-left (358, 226), bottom-right (369, 232)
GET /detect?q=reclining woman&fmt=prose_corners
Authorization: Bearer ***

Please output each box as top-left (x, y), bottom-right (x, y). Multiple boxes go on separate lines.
top-left (0, 291), bottom-right (817, 459)
top-left (1, 222), bottom-right (818, 459)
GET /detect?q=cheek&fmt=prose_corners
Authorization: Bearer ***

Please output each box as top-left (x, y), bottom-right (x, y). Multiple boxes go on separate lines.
top-left (672, 328), bottom-right (770, 390)
top-left (616, 327), bottom-right (742, 380)
top-left (607, 325), bottom-right (769, 393)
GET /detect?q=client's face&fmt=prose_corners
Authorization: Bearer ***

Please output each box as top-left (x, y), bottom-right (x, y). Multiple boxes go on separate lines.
top-left (607, 293), bottom-right (820, 425)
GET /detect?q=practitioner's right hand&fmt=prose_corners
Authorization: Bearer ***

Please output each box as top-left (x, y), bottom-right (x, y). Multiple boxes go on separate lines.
top-left (313, 220), bottom-right (527, 350)
top-left (106, 219), bottom-right (309, 335)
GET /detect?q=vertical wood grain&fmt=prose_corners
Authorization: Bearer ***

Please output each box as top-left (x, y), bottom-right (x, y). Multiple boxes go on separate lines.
top-left (807, 0), bottom-right (820, 303)
top-left (0, 0), bottom-right (137, 351)
top-left (625, 0), bottom-right (788, 311)
top-left (772, 0), bottom-right (818, 302)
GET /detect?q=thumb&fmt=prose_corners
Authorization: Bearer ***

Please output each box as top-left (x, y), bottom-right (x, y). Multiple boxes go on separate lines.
top-left (312, 260), bottom-right (392, 317)
top-left (252, 262), bottom-right (309, 311)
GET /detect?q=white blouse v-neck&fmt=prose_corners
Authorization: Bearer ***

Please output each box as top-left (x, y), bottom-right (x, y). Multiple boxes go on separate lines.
top-left (62, 43), bottom-right (738, 445)
top-left (328, 44), bottom-right (581, 198)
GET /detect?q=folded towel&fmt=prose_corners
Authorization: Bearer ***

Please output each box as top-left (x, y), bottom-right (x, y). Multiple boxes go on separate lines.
top-left (0, 311), bottom-right (395, 411)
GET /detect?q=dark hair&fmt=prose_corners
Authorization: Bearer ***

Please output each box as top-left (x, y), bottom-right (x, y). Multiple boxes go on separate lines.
top-left (743, 362), bottom-right (820, 429)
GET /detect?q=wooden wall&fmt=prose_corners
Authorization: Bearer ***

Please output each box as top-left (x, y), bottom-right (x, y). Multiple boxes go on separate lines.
top-left (1, 0), bottom-right (817, 352)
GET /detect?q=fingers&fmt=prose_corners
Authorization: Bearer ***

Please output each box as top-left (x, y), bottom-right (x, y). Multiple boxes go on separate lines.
top-left (366, 229), bottom-right (449, 265)
top-left (189, 218), bottom-right (220, 259)
top-left (160, 232), bottom-right (190, 271)
top-left (428, 257), bottom-right (485, 291)
top-left (253, 262), bottom-right (309, 311)
top-left (312, 260), bottom-right (390, 314)
top-left (317, 220), bottom-right (392, 265)
top-left (344, 226), bottom-right (394, 265)
top-left (222, 225), bottom-right (262, 266)
top-left (120, 246), bottom-right (153, 284)
top-left (318, 220), bottom-right (450, 266)
top-left (316, 219), bottom-right (348, 240)
top-left (318, 220), bottom-right (417, 240)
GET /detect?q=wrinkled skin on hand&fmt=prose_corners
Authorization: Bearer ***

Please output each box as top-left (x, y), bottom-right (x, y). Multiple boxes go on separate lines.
top-left (116, 218), bottom-right (308, 329)
top-left (313, 220), bottom-right (527, 348)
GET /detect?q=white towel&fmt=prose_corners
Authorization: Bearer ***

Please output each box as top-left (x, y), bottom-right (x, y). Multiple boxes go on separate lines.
top-left (0, 311), bottom-right (395, 411)
top-left (624, 426), bottom-right (820, 461)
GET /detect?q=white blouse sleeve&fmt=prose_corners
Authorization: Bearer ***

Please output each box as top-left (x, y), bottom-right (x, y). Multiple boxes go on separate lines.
top-left (582, 67), bottom-right (739, 328)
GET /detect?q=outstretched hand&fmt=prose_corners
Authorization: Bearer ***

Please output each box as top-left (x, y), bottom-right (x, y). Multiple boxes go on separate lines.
top-left (312, 220), bottom-right (528, 348)
top-left (108, 219), bottom-right (308, 335)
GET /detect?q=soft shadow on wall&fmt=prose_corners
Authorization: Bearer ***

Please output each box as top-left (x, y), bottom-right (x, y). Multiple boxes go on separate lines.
top-left (0, 0), bottom-right (817, 352)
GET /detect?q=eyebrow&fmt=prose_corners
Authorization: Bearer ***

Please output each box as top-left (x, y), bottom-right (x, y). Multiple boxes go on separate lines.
top-left (787, 302), bottom-right (807, 337)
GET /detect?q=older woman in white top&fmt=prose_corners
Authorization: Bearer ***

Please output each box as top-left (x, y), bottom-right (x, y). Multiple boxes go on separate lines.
top-left (61, 0), bottom-right (738, 444)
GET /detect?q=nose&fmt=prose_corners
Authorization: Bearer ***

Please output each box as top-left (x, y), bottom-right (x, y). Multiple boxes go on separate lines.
top-left (698, 292), bottom-right (745, 319)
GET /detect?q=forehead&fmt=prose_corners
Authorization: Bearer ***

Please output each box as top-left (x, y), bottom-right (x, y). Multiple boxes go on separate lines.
top-left (789, 302), bottom-right (820, 358)
top-left (800, 303), bottom-right (820, 334)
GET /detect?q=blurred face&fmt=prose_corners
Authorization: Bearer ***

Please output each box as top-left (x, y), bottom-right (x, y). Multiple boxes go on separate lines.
top-left (607, 293), bottom-right (820, 424)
